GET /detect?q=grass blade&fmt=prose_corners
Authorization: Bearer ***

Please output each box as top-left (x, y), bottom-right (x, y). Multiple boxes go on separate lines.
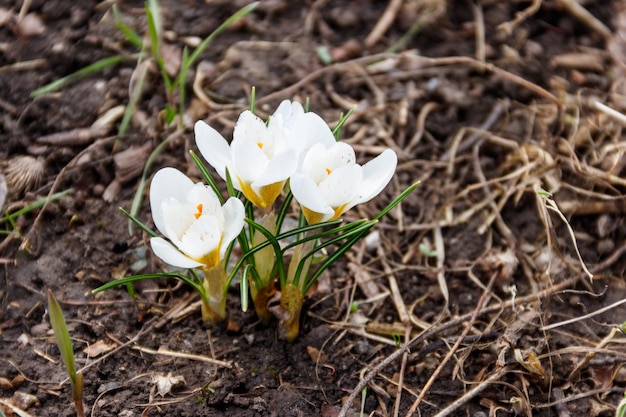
top-left (31, 56), bottom-right (126, 97)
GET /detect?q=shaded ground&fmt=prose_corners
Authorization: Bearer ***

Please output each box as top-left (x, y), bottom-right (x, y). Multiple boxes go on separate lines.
top-left (1, 1), bottom-right (626, 416)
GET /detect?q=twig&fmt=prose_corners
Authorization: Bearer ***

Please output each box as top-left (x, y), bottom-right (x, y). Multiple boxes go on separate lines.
top-left (393, 325), bottom-right (412, 417)
top-left (364, 0), bottom-right (403, 48)
top-left (434, 225), bottom-right (448, 307)
top-left (541, 298), bottom-right (626, 331)
top-left (404, 271), bottom-right (499, 416)
top-left (542, 195), bottom-right (594, 281)
top-left (132, 346), bottom-right (232, 368)
top-left (473, 1), bottom-right (485, 62)
top-left (432, 366), bottom-right (512, 417)
top-left (554, 0), bottom-right (611, 39)
top-left (337, 274), bottom-right (581, 417)
top-left (497, 0), bottom-right (542, 36)
top-left (21, 136), bottom-right (118, 254)
top-left (594, 100), bottom-right (626, 126)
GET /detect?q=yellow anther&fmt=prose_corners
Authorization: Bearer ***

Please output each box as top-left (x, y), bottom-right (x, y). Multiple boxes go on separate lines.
top-left (325, 167), bottom-right (332, 175)
top-left (257, 142), bottom-right (264, 149)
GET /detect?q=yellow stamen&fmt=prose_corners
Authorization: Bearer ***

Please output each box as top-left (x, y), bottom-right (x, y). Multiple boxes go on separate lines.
top-left (194, 203), bottom-right (203, 219)
top-left (325, 167), bottom-right (332, 175)
top-left (257, 142), bottom-right (264, 149)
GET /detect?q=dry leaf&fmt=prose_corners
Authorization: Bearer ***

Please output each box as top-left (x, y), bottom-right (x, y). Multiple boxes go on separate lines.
top-left (151, 372), bottom-right (186, 397)
top-left (83, 340), bottom-right (117, 357)
top-left (514, 349), bottom-right (546, 380)
top-left (306, 346), bottom-right (327, 364)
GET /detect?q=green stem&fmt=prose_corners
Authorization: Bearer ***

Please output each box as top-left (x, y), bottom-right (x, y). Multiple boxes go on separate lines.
top-left (250, 212), bottom-right (278, 323)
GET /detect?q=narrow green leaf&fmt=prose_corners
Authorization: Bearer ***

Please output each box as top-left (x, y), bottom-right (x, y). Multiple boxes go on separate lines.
top-left (119, 207), bottom-right (157, 237)
top-left (145, 3), bottom-right (160, 62)
top-left (332, 106), bottom-right (355, 140)
top-left (245, 218), bottom-right (286, 284)
top-left (275, 190), bottom-right (293, 235)
top-left (118, 50), bottom-right (148, 135)
top-left (189, 150), bottom-right (225, 204)
top-left (302, 222), bottom-right (376, 294)
top-left (128, 130), bottom-right (181, 234)
top-left (188, 2), bottom-right (259, 66)
top-left (249, 86), bottom-right (256, 113)
top-left (47, 290), bottom-right (77, 383)
top-left (240, 265), bottom-right (250, 312)
top-left (112, 5), bottom-right (143, 48)
top-left (0, 189), bottom-right (72, 224)
top-left (177, 46), bottom-right (190, 127)
top-left (373, 181), bottom-right (420, 221)
top-left (31, 56), bottom-right (126, 97)
top-left (93, 272), bottom-right (202, 295)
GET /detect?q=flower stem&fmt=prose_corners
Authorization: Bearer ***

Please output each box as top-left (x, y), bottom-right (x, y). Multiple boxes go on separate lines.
top-left (279, 238), bottom-right (314, 341)
top-left (201, 263), bottom-right (228, 325)
top-left (279, 283), bottom-right (304, 342)
top-left (250, 212), bottom-right (277, 323)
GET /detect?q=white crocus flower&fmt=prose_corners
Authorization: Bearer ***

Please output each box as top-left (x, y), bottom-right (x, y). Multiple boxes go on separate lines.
top-left (290, 141), bottom-right (398, 225)
top-left (195, 102), bottom-right (302, 209)
top-left (273, 99), bottom-right (305, 130)
top-left (149, 167), bottom-right (244, 269)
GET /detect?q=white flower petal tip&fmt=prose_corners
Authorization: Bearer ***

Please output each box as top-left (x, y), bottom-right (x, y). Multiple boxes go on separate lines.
top-left (195, 103), bottom-right (309, 209)
top-left (150, 237), bottom-right (203, 269)
top-left (194, 121), bottom-right (233, 181)
top-left (149, 167), bottom-right (245, 270)
top-left (291, 144), bottom-right (398, 224)
top-left (354, 149), bottom-right (398, 205)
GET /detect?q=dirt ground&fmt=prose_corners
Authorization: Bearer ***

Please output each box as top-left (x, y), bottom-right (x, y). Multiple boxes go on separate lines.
top-left (1, 0), bottom-right (626, 416)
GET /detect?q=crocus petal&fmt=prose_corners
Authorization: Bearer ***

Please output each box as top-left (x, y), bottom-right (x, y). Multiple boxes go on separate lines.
top-left (160, 197), bottom-right (195, 243)
top-left (350, 149), bottom-right (398, 207)
top-left (252, 148), bottom-right (298, 188)
top-left (195, 121), bottom-right (233, 181)
top-left (289, 112), bottom-right (337, 157)
top-left (290, 173), bottom-right (334, 222)
top-left (178, 215), bottom-right (223, 268)
top-left (302, 142), bottom-right (355, 184)
top-left (231, 137), bottom-right (269, 185)
top-left (219, 197), bottom-right (245, 258)
top-left (319, 164), bottom-right (362, 208)
top-left (233, 110), bottom-right (268, 143)
top-left (272, 100), bottom-right (305, 130)
top-left (188, 183), bottom-right (224, 225)
top-left (150, 168), bottom-right (194, 237)
top-left (150, 237), bottom-right (203, 269)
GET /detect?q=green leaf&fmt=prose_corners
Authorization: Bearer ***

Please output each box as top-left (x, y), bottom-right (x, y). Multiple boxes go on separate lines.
top-left (47, 290), bottom-right (77, 383)
top-left (93, 272), bottom-right (203, 295)
top-left (240, 264), bottom-right (251, 312)
top-left (418, 243), bottom-right (438, 257)
top-left (119, 207), bottom-right (157, 237)
top-left (31, 56), bottom-right (126, 97)
top-left (332, 106), bottom-right (355, 140)
top-left (250, 86), bottom-right (256, 113)
top-left (189, 150), bottom-right (225, 204)
top-left (374, 181), bottom-right (420, 221)
top-left (188, 2), bottom-right (259, 67)
top-left (112, 5), bottom-right (143, 48)
top-left (0, 190), bottom-right (72, 224)
top-left (128, 130), bottom-right (181, 235)
top-left (245, 218), bottom-right (286, 284)
top-left (301, 220), bottom-right (377, 293)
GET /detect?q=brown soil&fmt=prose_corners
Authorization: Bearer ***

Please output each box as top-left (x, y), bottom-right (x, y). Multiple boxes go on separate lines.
top-left (1, 1), bottom-right (626, 416)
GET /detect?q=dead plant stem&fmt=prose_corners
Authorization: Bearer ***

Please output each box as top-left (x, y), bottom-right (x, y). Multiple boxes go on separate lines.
top-left (404, 271), bottom-right (499, 416)
top-left (432, 366), bottom-right (512, 417)
top-left (337, 275), bottom-right (580, 417)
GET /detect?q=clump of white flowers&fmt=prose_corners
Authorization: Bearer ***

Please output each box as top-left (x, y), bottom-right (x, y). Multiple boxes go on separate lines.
top-left (97, 98), bottom-right (417, 340)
